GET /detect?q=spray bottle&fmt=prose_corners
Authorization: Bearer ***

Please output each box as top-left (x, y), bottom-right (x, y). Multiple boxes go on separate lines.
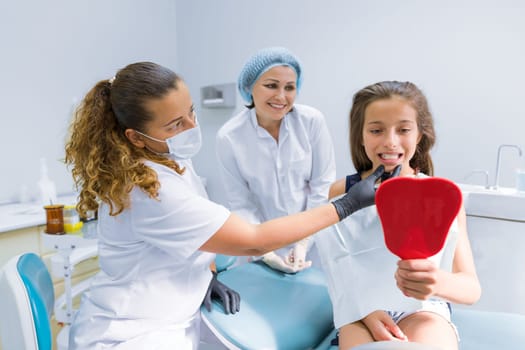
top-left (38, 157), bottom-right (58, 206)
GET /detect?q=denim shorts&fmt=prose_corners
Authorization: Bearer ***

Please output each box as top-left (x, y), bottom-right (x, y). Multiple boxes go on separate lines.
top-left (386, 300), bottom-right (459, 340)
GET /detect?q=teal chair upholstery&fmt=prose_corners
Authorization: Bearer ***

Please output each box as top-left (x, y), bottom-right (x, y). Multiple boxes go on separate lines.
top-left (201, 258), bottom-right (334, 350)
top-left (452, 308), bottom-right (525, 350)
top-left (324, 308), bottom-right (525, 350)
top-left (0, 253), bottom-right (55, 350)
top-left (205, 256), bottom-right (525, 350)
top-left (214, 254), bottom-right (238, 273)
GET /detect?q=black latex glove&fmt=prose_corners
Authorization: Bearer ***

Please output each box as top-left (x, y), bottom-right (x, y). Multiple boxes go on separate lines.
top-left (381, 165), bottom-right (402, 183)
top-left (332, 165), bottom-right (401, 220)
top-left (203, 272), bottom-right (240, 314)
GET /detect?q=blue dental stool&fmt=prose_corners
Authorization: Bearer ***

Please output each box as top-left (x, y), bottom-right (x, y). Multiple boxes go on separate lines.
top-left (201, 255), bottom-right (525, 350)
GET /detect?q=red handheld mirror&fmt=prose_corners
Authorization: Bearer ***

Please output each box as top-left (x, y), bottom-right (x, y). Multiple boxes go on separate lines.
top-left (375, 177), bottom-right (462, 259)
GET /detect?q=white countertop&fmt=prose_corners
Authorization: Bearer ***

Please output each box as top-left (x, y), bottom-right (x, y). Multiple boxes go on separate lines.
top-left (3, 184), bottom-right (522, 233)
top-left (0, 194), bottom-right (78, 233)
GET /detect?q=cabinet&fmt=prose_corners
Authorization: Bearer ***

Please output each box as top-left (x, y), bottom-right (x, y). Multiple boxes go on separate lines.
top-left (0, 226), bottom-right (42, 268)
top-left (0, 225), bottom-right (99, 350)
top-left (458, 185), bottom-right (525, 315)
top-left (466, 216), bottom-right (525, 314)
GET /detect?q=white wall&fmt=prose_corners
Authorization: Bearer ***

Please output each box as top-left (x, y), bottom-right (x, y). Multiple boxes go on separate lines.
top-left (175, 0), bottom-right (525, 206)
top-left (0, 0), bottom-right (177, 204)
top-left (3, 1), bottom-right (525, 205)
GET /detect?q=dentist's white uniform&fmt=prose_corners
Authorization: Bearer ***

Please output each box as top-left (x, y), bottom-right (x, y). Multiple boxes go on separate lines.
top-left (69, 159), bottom-right (230, 350)
top-left (216, 104), bottom-right (335, 259)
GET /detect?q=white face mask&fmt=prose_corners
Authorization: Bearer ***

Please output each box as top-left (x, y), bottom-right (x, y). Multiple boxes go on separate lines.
top-left (136, 124), bottom-right (202, 160)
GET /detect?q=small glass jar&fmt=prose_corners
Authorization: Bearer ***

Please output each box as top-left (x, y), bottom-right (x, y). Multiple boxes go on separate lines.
top-left (63, 205), bottom-right (83, 233)
top-left (81, 210), bottom-right (98, 239)
top-left (44, 204), bottom-right (65, 234)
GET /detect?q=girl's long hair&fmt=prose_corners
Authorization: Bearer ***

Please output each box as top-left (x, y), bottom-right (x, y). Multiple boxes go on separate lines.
top-left (349, 81), bottom-right (436, 175)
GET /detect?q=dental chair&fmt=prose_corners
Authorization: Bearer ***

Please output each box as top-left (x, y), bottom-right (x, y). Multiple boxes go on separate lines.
top-left (0, 252), bottom-right (64, 350)
top-left (40, 231), bottom-right (98, 350)
top-left (322, 308), bottom-right (525, 350)
top-left (201, 255), bottom-right (335, 349)
top-left (450, 308), bottom-right (525, 350)
top-left (203, 255), bottom-right (525, 350)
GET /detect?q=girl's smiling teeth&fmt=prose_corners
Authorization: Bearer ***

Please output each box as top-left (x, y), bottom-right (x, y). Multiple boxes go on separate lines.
top-left (380, 153), bottom-right (401, 160)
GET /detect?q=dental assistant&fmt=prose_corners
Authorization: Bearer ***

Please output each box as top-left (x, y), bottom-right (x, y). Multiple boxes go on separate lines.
top-left (216, 47), bottom-right (336, 273)
top-left (64, 61), bottom-right (379, 349)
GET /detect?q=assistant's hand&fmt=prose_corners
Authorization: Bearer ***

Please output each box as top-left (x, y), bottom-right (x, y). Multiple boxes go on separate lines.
top-left (203, 272), bottom-right (240, 314)
top-left (362, 310), bottom-right (408, 342)
top-left (262, 251), bottom-right (304, 273)
top-left (285, 238), bottom-right (312, 272)
top-left (395, 259), bottom-right (442, 300)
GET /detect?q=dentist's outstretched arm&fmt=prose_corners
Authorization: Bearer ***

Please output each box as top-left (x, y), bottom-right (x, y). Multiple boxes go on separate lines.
top-left (201, 166), bottom-right (399, 256)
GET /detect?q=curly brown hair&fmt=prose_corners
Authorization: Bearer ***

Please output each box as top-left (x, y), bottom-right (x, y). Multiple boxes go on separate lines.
top-left (65, 62), bottom-right (185, 218)
top-left (349, 81), bottom-right (436, 176)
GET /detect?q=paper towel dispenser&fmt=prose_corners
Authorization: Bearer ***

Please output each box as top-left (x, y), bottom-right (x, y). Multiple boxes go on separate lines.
top-left (201, 83), bottom-right (236, 108)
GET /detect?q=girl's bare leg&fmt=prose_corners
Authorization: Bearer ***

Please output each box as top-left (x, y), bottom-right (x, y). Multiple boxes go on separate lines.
top-left (338, 321), bottom-right (374, 350)
top-left (398, 312), bottom-right (458, 350)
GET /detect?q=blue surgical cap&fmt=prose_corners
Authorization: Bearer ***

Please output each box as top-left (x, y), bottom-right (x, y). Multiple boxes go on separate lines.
top-left (237, 47), bottom-right (303, 103)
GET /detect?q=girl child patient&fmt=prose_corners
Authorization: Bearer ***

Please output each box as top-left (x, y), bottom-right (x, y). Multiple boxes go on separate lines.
top-left (316, 81), bottom-right (481, 350)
